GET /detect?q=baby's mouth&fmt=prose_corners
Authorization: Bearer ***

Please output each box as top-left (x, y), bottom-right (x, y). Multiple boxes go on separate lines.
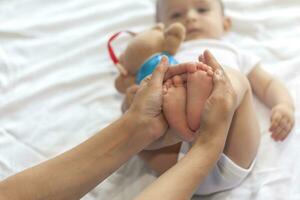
top-left (187, 28), bottom-right (202, 35)
top-left (186, 28), bottom-right (203, 38)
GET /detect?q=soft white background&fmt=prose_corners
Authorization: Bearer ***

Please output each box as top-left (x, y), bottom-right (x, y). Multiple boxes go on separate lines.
top-left (0, 0), bottom-right (299, 199)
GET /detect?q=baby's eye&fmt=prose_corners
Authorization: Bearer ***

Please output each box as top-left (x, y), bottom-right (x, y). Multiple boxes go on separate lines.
top-left (170, 12), bottom-right (183, 19)
top-left (197, 8), bottom-right (208, 13)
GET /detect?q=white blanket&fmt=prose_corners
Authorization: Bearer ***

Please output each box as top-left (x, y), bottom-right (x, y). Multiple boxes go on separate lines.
top-left (0, 0), bottom-right (299, 199)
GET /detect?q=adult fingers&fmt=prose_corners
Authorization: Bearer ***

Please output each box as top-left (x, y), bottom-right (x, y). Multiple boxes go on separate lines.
top-left (126, 84), bottom-right (139, 94)
top-left (210, 70), bottom-right (226, 96)
top-left (140, 75), bottom-right (152, 88)
top-left (207, 69), bottom-right (237, 116)
top-left (210, 69), bottom-right (235, 105)
top-left (203, 50), bottom-right (223, 72)
top-left (164, 62), bottom-right (198, 80)
top-left (150, 56), bottom-right (169, 87)
top-left (202, 50), bottom-right (233, 93)
top-left (139, 57), bottom-right (169, 88)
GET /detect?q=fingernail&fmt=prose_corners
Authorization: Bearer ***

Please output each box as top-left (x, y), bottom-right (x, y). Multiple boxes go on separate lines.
top-left (162, 86), bottom-right (167, 94)
top-left (161, 56), bottom-right (169, 65)
top-left (208, 70), bottom-right (214, 75)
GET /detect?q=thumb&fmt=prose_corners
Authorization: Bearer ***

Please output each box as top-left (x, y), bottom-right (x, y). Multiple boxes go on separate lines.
top-left (150, 56), bottom-right (169, 87)
top-left (203, 50), bottom-right (222, 72)
top-left (127, 84), bottom-right (139, 95)
top-left (208, 69), bottom-right (237, 113)
top-left (210, 70), bottom-right (225, 97)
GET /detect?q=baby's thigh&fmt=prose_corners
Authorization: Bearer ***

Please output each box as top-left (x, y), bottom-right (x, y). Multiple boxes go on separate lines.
top-left (222, 70), bottom-right (260, 168)
top-left (139, 143), bottom-right (182, 176)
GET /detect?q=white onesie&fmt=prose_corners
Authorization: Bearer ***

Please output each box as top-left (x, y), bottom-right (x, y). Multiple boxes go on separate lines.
top-left (175, 39), bottom-right (260, 195)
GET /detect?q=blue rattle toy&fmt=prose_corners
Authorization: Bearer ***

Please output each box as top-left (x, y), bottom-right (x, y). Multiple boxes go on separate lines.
top-left (136, 52), bottom-right (178, 84)
top-left (107, 31), bottom-right (178, 84)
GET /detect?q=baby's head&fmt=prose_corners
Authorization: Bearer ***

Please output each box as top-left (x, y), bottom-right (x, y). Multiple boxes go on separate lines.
top-left (156, 0), bottom-right (231, 41)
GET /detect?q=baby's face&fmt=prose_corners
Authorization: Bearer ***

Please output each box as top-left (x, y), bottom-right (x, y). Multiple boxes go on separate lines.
top-left (157, 0), bottom-right (230, 41)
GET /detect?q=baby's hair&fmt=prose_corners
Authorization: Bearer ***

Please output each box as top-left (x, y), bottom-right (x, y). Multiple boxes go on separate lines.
top-left (156, 0), bottom-right (225, 22)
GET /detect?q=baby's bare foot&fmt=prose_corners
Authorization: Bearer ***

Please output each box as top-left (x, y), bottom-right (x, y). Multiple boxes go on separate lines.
top-left (163, 76), bottom-right (194, 141)
top-left (187, 63), bottom-right (213, 131)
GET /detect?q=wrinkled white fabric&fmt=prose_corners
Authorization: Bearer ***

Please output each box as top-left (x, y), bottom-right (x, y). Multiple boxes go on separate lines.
top-left (176, 39), bottom-right (261, 74)
top-left (179, 143), bottom-right (256, 196)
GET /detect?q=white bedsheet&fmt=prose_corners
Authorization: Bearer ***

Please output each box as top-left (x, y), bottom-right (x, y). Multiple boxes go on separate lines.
top-left (0, 0), bottom-right (299, 199)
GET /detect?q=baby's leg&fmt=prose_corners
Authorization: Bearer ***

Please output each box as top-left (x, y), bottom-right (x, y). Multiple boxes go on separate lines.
top-left (163, 76), bottom-right (194, 141)
top-left (223, 68), bottom-right (261, 169)
top-left (186, 64), bottom-right (213, 131)
top-left (139, 143), bottom-right (182, 175)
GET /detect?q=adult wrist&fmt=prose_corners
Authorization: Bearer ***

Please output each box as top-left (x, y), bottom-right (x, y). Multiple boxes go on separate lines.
top-left (121, 111), bottom-right (159, 145)
top-left (194, 119), bottom-right (231, 148)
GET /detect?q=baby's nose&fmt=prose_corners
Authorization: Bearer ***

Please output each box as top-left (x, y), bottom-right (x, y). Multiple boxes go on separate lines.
top-left (186, 9), bottom-right (199, 23)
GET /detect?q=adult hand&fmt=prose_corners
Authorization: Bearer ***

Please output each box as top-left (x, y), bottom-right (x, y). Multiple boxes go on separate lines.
top-left (122, 84), bottom-right (139, 113)
top-left (127, 57), bottom-right (207, 144)
top-left (135, 53), bottom-right (239, 200)
top-left (197, 50), bottom-right (237, 133)
top-left (127, 56), bottom-right (170, 140)
top-left (164, 62), bottom-right (198, 80)
top-left (148, 51), bottom-right (238, 148)
top-left (122, 61), bottom-right (201, 114)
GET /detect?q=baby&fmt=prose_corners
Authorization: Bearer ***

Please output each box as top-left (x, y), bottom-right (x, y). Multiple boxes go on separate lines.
top-left (117, 0), bottom-right (295, 196)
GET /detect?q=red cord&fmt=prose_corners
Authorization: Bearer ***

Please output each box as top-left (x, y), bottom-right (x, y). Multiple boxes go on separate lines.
top-left (107, 31), bottom-right (136, 75)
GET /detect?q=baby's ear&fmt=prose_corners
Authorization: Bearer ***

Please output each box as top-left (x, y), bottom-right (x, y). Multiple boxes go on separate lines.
top-left (164, 23), bottom-right (186, 55)
top-left (115, 74), bottom-right (136, 94)
top-left (223, 16), bottom-right (232, 33)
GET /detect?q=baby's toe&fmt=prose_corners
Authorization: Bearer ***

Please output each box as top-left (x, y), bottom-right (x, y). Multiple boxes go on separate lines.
top-left (173, 75), bottom-right (184, 87)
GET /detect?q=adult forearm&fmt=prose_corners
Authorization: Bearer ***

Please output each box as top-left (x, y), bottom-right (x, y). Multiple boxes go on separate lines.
top-left (135, 123), bottom-right (230, 200)
top-left (0, 113), bottom-right (154, 200)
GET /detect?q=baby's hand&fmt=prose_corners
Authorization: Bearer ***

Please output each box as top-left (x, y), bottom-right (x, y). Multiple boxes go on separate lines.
top-left (269, 103), bottom-right (295, 141)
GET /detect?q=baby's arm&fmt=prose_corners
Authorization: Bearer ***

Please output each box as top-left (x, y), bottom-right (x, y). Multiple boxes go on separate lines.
top-left (247, 65), bottom-right (295, 141)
